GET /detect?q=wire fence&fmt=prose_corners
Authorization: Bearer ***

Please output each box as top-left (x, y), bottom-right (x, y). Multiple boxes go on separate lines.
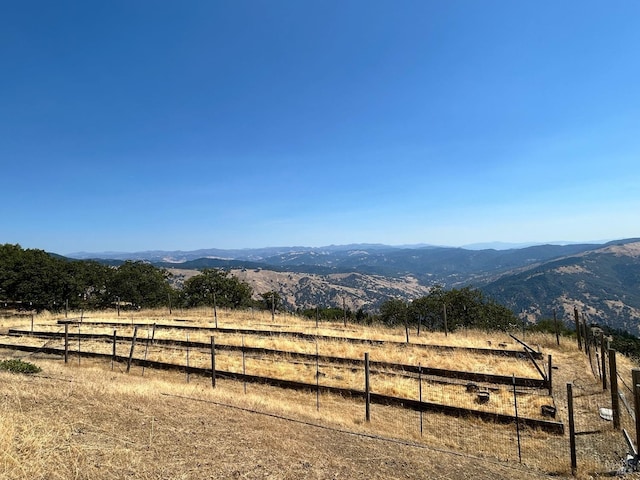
top-left (9, 314), bottom-right (640, 475)
top-left (577, 325), bottom-right (639, 474)
top-left (0, 322), bottom-right (576, 474)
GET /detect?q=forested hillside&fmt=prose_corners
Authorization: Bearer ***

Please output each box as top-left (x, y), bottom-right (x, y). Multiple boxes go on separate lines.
top-left (483, 241), bottom-right (640, 334)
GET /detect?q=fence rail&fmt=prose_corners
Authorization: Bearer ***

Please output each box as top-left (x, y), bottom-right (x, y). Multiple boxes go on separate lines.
top-left (9, 328), bottom-right (548, 388)
top-left (54, 320), bottom-right (544, 359)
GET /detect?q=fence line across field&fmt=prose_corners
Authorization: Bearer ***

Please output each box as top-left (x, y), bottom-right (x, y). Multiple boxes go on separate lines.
top-left (14, 312), bottom-right (640, 475)
top-left (0, 335), bottom-right (562, 433)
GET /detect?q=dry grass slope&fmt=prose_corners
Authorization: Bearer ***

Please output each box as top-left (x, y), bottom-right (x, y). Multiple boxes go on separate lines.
top-left (0, 308), bottom-right (631, 479)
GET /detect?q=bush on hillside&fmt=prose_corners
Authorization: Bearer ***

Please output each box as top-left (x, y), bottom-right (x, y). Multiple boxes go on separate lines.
top-left (0, 359), bottom-right (42, 374)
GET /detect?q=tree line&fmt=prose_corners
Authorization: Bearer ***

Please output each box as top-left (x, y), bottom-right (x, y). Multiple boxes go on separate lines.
top-left (1, 244), bottom-right (518, 331)
top-left (297, 286), bottom-right (518, 332)
top-left (0, 244), bottom-right (256, 312)
top-left (375, 285), bottom-right (519, 332)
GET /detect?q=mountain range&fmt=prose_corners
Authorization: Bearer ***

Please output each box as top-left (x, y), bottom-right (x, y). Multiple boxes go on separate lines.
top-left (67, 238), bottom-right (640, 335)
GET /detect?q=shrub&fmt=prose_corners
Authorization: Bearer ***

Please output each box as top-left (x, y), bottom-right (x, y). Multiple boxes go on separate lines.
top-left (0, 359), bottom-right (42, 374)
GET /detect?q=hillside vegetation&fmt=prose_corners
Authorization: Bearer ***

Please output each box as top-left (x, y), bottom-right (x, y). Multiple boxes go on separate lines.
top-left (483, 241), bottom-right (640, 334)
top-left (3, 239), bottom-right (640, 334)
top-left (0, 243), bottom-right (519, 333)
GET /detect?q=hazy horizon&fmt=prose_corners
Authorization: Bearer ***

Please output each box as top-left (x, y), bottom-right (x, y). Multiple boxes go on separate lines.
top-left (60, 237), bottom-right (622, 258)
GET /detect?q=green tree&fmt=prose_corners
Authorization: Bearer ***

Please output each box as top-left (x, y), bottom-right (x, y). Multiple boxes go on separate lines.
top-left (259, 291), bottom-right (282, 312)
top-left (379, 298), bottom-right (408, 327)
top-left (182, 269), bottom-right (252, 308)
top-left (63, 260), bottom-right (113, 310)
top-left (384, 285), bottom-right (518, 333)
top-left (108, 261), bottom-right (172, 308)
top-left (0, 244), bottom-right (67, 311)
top-left (442, 286), bottom-right (484, 330)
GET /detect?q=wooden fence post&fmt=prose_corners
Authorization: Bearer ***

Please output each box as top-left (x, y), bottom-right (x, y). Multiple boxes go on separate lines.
top-left (126, 326), bottom-right (138, 373)
top-left (404, 317), bottom-right (410, 344)
top-left (211, 336), bottom-right (216, 388)
top-left (186, 333), bottom-right (190, 383)
top-left (112, 329), bottom-right (117, 370)
top-left (343, 297), bottom-right (347, 327)
top-left (365, 352), bottom-right (371, 422)
top-left (271, 293), bottom-right (275, 323)
top-left (64, 323), bottom-right (69, 364)
top-left (443, 304), bottom-right (448, 336)
top-left (242, 335), bottom-right (247, 394)
top-left (567, 383), bottom-right (577, 476)
top-left (609, 349), bottom-right (620, 430)
top-left (142, 326), bottom-right (152, 376)
top-left (553, 309), bottom-right (560, 346)
top-left (583, 315), bottom-right (589, 355)
top-left (78, 321), bottom-right (81, 365)
top-left (574, 307), bottom-right (582, 350)
top-left (418, 364), bottom-right (423, 436)
top-left (213, 291), bottom-right (218, 328)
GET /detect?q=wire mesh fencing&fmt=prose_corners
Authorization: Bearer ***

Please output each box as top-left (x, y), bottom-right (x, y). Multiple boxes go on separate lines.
top-left (0, 320), bottom-right (587, 475)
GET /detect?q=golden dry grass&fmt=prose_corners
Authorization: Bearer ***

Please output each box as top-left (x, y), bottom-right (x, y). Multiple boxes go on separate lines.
top-left (0, 353), bottom-right (565, 480)
top-left (0, 308), bottom-right (627, 478)
top-left (0, 309), bottom-right (550, 420)
top-left (9, 307), bottom-right (539, 350)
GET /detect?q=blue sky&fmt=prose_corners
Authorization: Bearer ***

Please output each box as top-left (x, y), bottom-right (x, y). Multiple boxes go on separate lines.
top-left (2, 1), bottom-right (639, 254)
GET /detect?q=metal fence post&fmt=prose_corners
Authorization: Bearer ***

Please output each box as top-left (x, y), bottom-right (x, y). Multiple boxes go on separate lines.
top-left (211, 336), bottom-right (216, 388)
top-left (567, 383), bottom-right (577, 476)
top-left (632, 369), bottom-right (640, 454)
top-left (601, 334), bottom-right (607, 390)
top-left (548, 355), bottom-right (553, 396)
top-left (365, 352), bottom-right (371, 422)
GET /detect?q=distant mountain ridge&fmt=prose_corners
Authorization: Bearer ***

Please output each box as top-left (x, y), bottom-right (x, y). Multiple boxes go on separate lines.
top-left (482, 239), bottom-right (640, 334)
top-left (68, 242), bottom-right (601, 281)
top-left (67, 239), bottom-right (640, 334)
top-left (66, 243), bottom-right (412, 263)
top-left (66, 241), bottom-right (587, 262)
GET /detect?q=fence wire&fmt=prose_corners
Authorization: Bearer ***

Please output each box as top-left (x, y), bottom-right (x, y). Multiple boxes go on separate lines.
top-left (4, 320), bottom-right (633, 476)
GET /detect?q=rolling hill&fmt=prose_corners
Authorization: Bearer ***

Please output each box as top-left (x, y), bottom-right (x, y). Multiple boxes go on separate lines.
top-left (482, 240), bottom-right (640, 334)
top-left (72, 239), bottom-right (640, 334)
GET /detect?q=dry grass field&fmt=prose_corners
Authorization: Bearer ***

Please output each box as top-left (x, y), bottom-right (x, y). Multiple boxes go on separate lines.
top-left (0, 308), bottom-right (634, 479)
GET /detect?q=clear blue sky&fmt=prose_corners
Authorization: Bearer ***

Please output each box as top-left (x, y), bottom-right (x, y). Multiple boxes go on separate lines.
top-left (2, 1), bottom-right (639, 254)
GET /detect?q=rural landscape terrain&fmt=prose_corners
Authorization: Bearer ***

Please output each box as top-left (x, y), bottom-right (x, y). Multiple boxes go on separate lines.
top-left (4, 1), bottom-right (638, 478)
top-left (0, 307), bottom-right (636, 479)
top-left (71, 238), bottom-right (640, 335)
top-left (1, 239), bottom-right (640, 479)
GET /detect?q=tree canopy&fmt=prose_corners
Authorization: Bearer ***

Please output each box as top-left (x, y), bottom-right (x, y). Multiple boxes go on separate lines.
top-left (0, 245), bottom-right (252, 312)
top-left (181, 268), bottom-right (253, 309)
top-left (379, 285), bottom-right (518, 332)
